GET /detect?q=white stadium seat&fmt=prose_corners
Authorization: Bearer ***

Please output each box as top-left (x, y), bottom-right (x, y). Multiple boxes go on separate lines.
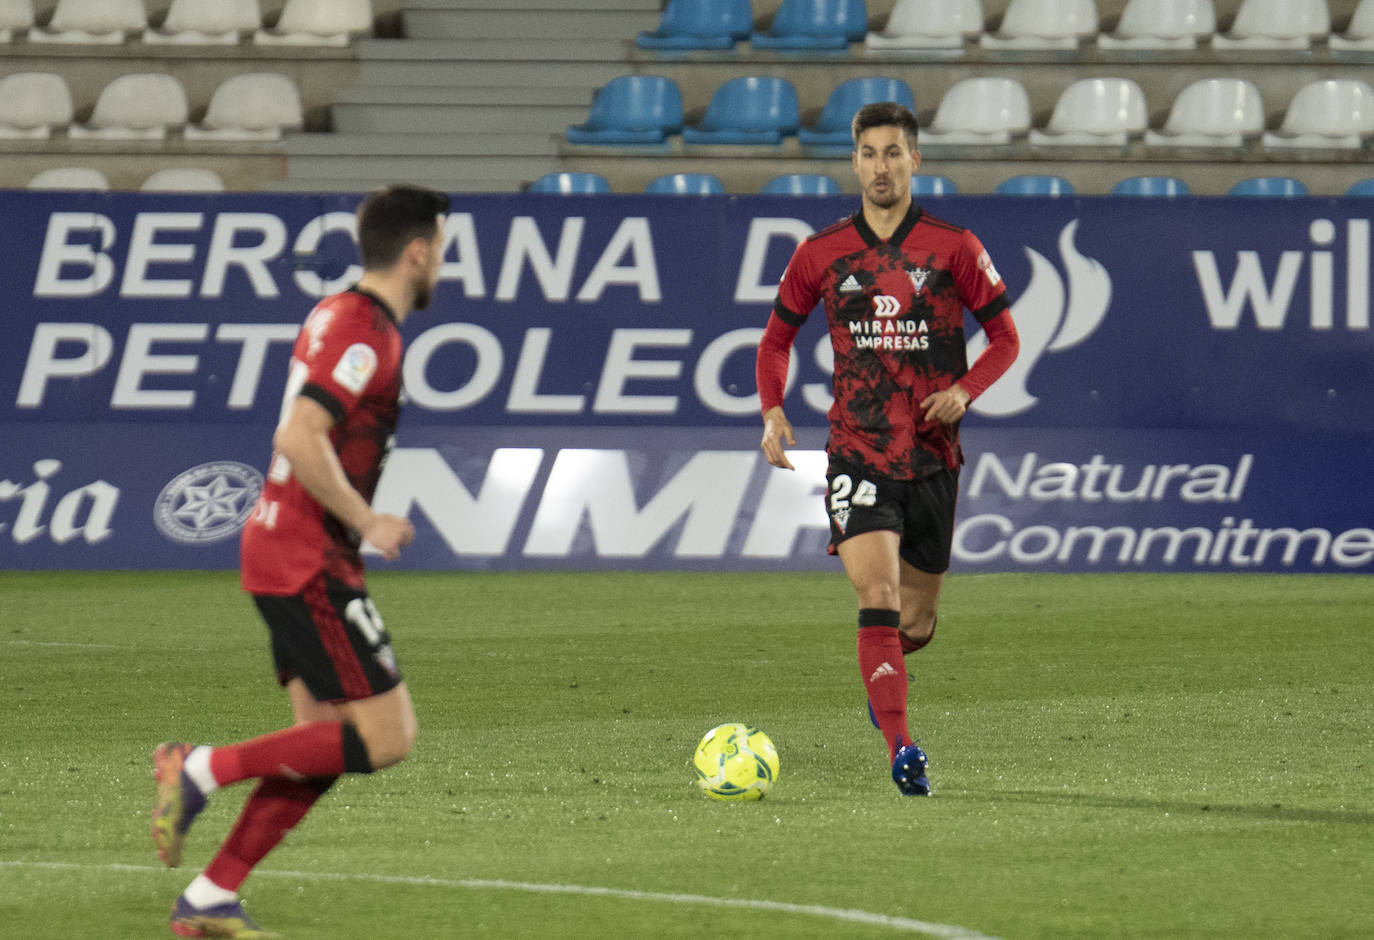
top-left (144, 0), bottom-right (261, 45)
top-left (1097, 0), bottom-right (1215, 50)
top-left (865, 0), bottom-right (982, 51)
top-left (0, 72), bottom-right (73, 138)
top-left (68, 74), bottom-right (188, 140)
top-left (1145, 78), bottom-right (1264, 148)
top-left (1330, 0), bottom-right (1374, 51)
top-left (1263, 79), bottom-right (1374, 150)
top-left (981, 0), bottom-right (1098, 50)
top-left (141, 168), bottom-right (227, 191)
top-left (28, 167), bottom-right (110, 190)
top-left (184, 73), bottom-right (304, 140)
top-left (254, 0), bottom-right (372, 47)
top-left (1030, 78), bottom-right (1148, 146)
top-left (0, 0), bottom-right (34, 42)
top-left (1212, 0), bottom-right (1328, 50)
top-left (29, 0), bottom-right (145, 43)
top-left (920, 77), bottom-right (1032, 146)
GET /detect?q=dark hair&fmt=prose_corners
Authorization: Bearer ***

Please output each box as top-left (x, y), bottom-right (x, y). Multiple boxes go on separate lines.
top-left (356, 185), bottom-right (451, 270)
top-left (851, 101), bottom-right (919, 150)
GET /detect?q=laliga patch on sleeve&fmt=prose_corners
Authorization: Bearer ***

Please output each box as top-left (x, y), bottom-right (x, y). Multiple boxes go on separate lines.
top-left (332, 343), bottom-right (378, 396)
top-left (977, 250), bottom-right (1002, 287)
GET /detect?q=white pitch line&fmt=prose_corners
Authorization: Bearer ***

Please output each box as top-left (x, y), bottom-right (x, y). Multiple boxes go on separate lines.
top-left (0, 860), bottom-right (1004, 940)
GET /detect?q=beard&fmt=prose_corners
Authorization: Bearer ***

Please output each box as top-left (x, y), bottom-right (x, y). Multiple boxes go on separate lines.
top-left (412, 279), bottom-right (433, 311)
top-left (865, 179), bottom-right (902, 208)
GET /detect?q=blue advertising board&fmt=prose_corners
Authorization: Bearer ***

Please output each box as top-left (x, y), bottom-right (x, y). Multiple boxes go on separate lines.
top-left (2, 192), bottom-right (1371, 572)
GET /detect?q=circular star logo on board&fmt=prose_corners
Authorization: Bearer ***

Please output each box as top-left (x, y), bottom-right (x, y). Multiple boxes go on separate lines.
top-left (153, 461), bottom-right (263, 545)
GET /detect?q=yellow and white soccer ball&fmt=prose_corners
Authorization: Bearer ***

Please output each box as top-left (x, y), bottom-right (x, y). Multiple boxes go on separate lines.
top-left (693, 723), bottom-right (779, 801)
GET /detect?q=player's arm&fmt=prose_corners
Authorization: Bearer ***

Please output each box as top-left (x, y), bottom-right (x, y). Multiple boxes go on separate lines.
top-left (273, 396), bottom-right (414, 559)
top-left (923, 234), bottom-right (1020, 424)
top-left (756, 247), bottom-right (819, 470)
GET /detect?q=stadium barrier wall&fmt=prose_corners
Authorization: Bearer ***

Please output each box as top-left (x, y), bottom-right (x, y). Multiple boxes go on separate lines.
top-left (3, 192), bottom-right (1371, 573)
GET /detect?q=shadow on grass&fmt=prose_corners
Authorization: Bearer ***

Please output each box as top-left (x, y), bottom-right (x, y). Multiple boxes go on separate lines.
top-left (952, 789), bottom-right (1374, 826)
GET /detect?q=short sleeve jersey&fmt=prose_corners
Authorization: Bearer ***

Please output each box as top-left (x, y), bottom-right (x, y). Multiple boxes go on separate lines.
top-left (775, 204), bottom-right (1009, 480)
top-left (241, 288), bottom-right (404, 596)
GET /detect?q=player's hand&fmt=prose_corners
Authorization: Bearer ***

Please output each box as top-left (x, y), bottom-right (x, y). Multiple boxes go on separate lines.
top-left (362, 513), bottom-right (415, 560)
top-left (761, 406), bottom-right (797, 470)
top-left (921, 384), bottom-right (971, 424)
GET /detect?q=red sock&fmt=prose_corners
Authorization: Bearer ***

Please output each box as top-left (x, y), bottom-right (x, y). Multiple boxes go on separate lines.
top-left (209, 722), bottom-right (348, 787)
top-left (205, 776), bottom-right (335, 892)
top-left (858, 622), bottom-right (911, 763)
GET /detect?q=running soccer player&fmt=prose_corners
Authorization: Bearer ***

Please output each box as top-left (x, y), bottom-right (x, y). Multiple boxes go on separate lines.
top-left (755, 102), bottom-right (1020, 796)
top-left (152, 185), bottom-right (449, 938)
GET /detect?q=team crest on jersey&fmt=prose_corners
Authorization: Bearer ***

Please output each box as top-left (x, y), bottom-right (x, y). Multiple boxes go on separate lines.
top-left (906, 266), bottom-right (931, 292)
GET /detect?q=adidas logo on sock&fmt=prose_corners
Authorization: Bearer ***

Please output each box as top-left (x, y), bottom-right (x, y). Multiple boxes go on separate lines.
top-left (869, 661), bottom-right (900, 682)
top-left (839, 274), bottom-right (861, 292)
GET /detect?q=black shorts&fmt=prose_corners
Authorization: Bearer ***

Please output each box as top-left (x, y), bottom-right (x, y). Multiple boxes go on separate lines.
top-left (824, 457), bottom-right (959, 574)
top-left (252, 574), bottom-right (403, 704)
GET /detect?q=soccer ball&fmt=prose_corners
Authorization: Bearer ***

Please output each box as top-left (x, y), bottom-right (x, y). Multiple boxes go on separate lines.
top-left (693, 723), bottom-right (779, 801)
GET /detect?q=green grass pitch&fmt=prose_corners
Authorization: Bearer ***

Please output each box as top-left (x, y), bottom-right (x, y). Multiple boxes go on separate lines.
top-left (1, 570), bottom-right (1371, 939)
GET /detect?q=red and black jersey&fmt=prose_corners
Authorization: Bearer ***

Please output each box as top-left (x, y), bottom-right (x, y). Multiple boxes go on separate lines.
top-left (758, 204), bottom-right (1017, 480)
top-left (241, 288), bottom-right (404, 596)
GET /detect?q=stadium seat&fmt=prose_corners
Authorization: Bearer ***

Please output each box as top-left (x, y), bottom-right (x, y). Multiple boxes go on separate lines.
top-left (1144, 78), bottom-right (1264, 148)
top-left (29, 0), bottom-right (145, 43)
top-left (911, 175), bottom-right (958, 195)
top-left (1097, 0), bottom-right (1215, 50)
top-left (27, 167), bottom-right (110, 190)
top-left (1212, 0), bottom-right (1328, 50)
top-left (0, 0), bottom-right (34, 42)
top-left (1111, 175), bottom-right (1192, 196)
top-left (1029, 78), bottom-right (1148, 146)
top-left (1330, 0), bottom-right (1374, 50)
top-left (68, 74), bottom-right (188, 140)
top-left (644, 172), bottom-right (726, 194)
top-left (529, 172), bottom-right (612, 194)
top-left (141, 168), bottom-right (227, 191)
top-left (751, 0), bottom-right (866, 50)
top-left (759, 173), bottom-right (842, 194)
top-left (1263, 80), bottom-right (1374, 150)
top-left (995, 174), bottom-right (1076, 196)
top-left (980, 0), bottom-right (1098, 50)
top-left (184, 73), bottom-right (304, 141)
top-left (254, 0), bottom-right (372, 46)
top-left (920, 77), bottom-right (1031, 145)
top-left (1227, 176), bottom-right (1308, 197)
top-left (565, 76), bottom-right (684, 146)
top-left (1346, 178), bottom-right (1374, 196)
top-left (145, 0), bottom-right (261, 44)
top-left (0, 73), bottom-right (72, 138)
top-left (798, 77), bottom-right (915, 148)
top-left (637, 0), bottom-right (753, 50)
top-left (865, 0), bottom-right (983, 51)
top-left (682, 76), bottom-right (800, 145)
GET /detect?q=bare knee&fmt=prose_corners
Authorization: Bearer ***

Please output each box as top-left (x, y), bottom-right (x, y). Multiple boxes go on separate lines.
top-left (900, 608), bottom-right (938, 650)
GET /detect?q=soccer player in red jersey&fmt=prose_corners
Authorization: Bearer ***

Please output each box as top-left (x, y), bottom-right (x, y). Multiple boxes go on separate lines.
top-left (152, 185), bottom-right (449, 937)
top-left (756, 103), bottom-right (1020, 796)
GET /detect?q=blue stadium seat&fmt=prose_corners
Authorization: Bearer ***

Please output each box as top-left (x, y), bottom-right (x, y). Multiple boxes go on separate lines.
top-left (760, 173), bottom-right (843, 194)
top-left (1227, 176), bottom-right (1308, 197)
top-left (752, 0), bottom-right (867, 50)
top-left (1111, 175), bottom-right (1192, 197)
top-left (994, 174), bottom-right (1076, 196)
top-left (565, 76), bottom-right (684, 146)
top-left (798, 76), bottom-right (915, 148)
top-left (529, 172), bottom-right (611, 194)
top-left (1346, 178), bottom-right (1374, 196)
top-left (911, 175), bottom-right (958, 195)
top-left (645, 172), bottom-right (726, 194)
top-left (637, 0), bottom-right (753, 50)
top-left (682, 76), bottom-right (800, 144)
